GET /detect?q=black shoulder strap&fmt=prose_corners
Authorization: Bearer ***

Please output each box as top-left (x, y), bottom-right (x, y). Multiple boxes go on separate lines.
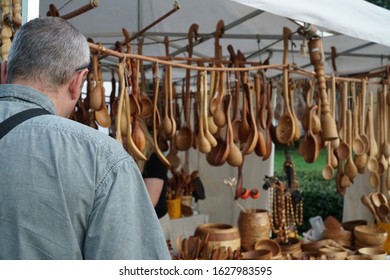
top-left (0, 108), bottom-right (51, 140)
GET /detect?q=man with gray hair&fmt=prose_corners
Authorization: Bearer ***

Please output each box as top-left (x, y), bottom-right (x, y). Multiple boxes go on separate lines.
top-left (0, 16), bottom-right (170, 260)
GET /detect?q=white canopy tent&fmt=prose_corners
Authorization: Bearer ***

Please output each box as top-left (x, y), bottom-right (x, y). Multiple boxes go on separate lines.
top-left (33, 0), bottom-right (390, 225)
top-left (37, 0), bottom-right (390, 78)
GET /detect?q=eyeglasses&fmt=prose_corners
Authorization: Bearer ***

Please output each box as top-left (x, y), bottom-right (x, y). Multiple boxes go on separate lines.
top-left (75, 62), bottom-right (91, 72)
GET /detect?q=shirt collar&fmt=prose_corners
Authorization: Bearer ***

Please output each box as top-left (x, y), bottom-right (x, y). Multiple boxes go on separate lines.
top-left (0, 84), bottom-right (57, 115)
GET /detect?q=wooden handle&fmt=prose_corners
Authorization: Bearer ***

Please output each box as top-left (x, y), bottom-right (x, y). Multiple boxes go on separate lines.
top-left (61, 0), bottom-right (100, 20)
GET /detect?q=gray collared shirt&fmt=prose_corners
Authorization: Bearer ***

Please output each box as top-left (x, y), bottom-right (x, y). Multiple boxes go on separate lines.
top-left (0, 84), bottom-right (170, 260)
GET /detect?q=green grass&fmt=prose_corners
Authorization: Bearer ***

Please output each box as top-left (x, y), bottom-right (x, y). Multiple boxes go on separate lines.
top-left (273, 145), bottom-right (327, 174)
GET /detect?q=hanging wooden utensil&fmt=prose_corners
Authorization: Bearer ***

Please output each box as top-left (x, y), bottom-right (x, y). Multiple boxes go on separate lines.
top-left (289, 80), bottom-right (302, 142)
top-left (276, 27), bottom-right (296, 144)
top-left (241, 81), bottom-right (259, 155)
top-left (351, 82), bottom-right (365, 156)
top-left (227, 45), bottom-right (242, 142)
top-left (123, 78), bottom-right (146, 161)
top-left (336, 82), bottom-right (350, 161)
top-left (137, 38), bottom-right (153, 118)
top-left (89, 54), bottom-right (103, 110)
top-left (254, 73), bottom-right (267, 157)
top-left (344, 110), bottom-right (358, 180)
top-left (115, 63), bottom-right (127, 144)
top-left (197, 70), bottom-right (212, 154)
top-left (225, 95), bottom-right (243, 167)
top-left (308, 37), bottom-right (338, 141)
top-left (177, 24), bottom-right (197, 151)
top-left (152, 63), bottom-right (171, 166)
top-left (262, 81), bottom-right (274, 161)
top-left (303, 105), bottom-right (322, 163)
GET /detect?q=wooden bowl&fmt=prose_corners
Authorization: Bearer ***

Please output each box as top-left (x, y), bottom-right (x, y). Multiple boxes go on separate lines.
top-left (342, 219), bottom-right (367, 232)
top-left (354, 238), bottom-right (384, 250)
top-left (254, 239), bottom-right (281, 259)
top-left (301, 239), bottom-right (333, 252)
top-left (276, 237), bottom-right (302, 256)
top-left (241, 249), bottom-right (272, 260)
top-left (289, 251), bottom-right (324, 260)
top-left (318, 247), bottom-right (348, 260)
top-left (354, 225), bottom-right (388, 246)
top-left (322, 228), bottom-right (352, 243)
top-left (358, 247), bottom-right (387, 260)
top-left (346, 254), bottom-right (371, 260)
top-left (324, 216), bottom-right (343, 230)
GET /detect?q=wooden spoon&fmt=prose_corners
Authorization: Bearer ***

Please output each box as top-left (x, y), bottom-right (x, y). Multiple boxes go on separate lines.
top-left (262, 81), bottom-right (274, 161)
top-left (137, 38), bottom-right (153, 118)
top-left (151, 63), bottom-right (170, 166)
top-left (336, 82), bottom-right (350, 161)
top-left (344, 110), bottom-right (358, 179)
top-left (370, 192), bottom-right (390, 223)
top-left (123, 79), bottom-right (146, 161)
top-left (254, 74), bottom-right (267, 158)
top-left (95, 87), bottom-right (111, 128)
top-left (176, 24), bottom-right (197, 150)
top-left (351, 84), bottom-right (365, 155)
top-left (197, 71), bottom-right (212, 154)
top-left (322, 142), bottom-right (334, 180)
top-left (241, 81), bottom-right (259, 155)
top-left (381, 83), bottom-right (390, 157)
top-left (202, 70), bottom-right (217, 148)
top-left (276, 27), bottom-right (295, 144)
top-left (89, 54), bottom-right (103, 111)
top-left (367, 93), bottom-right (379, 173)
top-left (162, 65), bottom-right (173, 137)
top-left (361, 194), bottom-right (381, 223)
top-left (227, 45), bottom-right (242, 143)
top-left (212, 68), bottom-right (226, 128)
top-left (206, 129), bottom-right (229, 166)
top-left (289, 80), bottom-right (302, 142)
top-left (359, 78), bottom-right (370, 152)
top-left (225, 95), bottom-right (243, 167)
top-left (304, 105), bottom-right (321, 163)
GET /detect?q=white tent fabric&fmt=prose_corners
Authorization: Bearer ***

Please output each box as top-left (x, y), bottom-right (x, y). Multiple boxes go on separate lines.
top-left (35, 0), bottom-right (388, 226)
top-left (232, 0), bottom-right (390, 47)
top-left (39, 0), bottom-right (390, 79)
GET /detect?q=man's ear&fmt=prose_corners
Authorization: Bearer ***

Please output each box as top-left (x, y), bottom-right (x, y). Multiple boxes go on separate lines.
top-left (1, 60), bottom-right (8, 84)
top-left (69, 70), bottom-right (87, 100)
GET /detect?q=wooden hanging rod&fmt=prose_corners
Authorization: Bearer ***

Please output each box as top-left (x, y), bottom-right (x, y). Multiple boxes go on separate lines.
top-left (89, 41), bottom-right (383, 85)
top-left (88, 42), bottom-right (284, 72)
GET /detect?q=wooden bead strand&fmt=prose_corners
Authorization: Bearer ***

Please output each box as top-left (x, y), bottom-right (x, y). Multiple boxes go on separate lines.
top-left (1, 0), bottom-right (13, 60)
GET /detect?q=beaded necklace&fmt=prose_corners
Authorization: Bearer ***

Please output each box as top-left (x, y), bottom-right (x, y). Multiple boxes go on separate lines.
top-left (264, 152), bottom-right (304, 245)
